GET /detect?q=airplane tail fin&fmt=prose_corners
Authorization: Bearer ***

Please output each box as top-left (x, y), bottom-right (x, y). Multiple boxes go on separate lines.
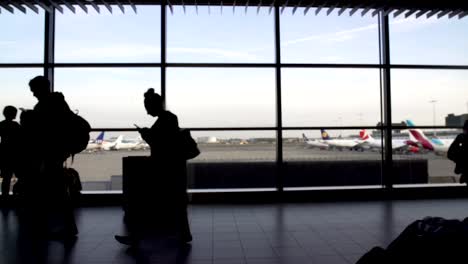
top-left (96, 131), bottom-right (105, 144)
top-left (406, 120), bottom-right (416, 127)
top-left (320, 129), bottom-right (331, 140)
top-left (302, 133), bottom-right (309, 141)
top-left (115, 135), bottom-right (124, 144)
top-left (359, 129), bottom-right (371, 140)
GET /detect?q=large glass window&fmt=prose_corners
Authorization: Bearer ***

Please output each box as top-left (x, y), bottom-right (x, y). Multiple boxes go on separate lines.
top-left (283, 129), bottom-right (383, 189)
top-left (391, 70), bottom-right (468, 127)
top-left (167, 6), bottom-right (274, 63)
top-left (0, 11), bottom-right (44, 63)
top-left (73, 131), bottom-right (150, 191)
top-left (392, 128), bottom-right (462, 187)
top-left (188, 130), bottom-right (276, 190)
top-left (54, 68), bottom-right (161, 128)
top-left (0, 69), bottom-right (43, 112)
top-left (3, 4), bottom-right (467, 193)
top-left (282, 69), bottom-right (382, 127)
top-left (390, 16), bottom-right (468, 65)
top-left (281, 8), bottom-right (379, 64)
top-left (166, 68), bottom-right (276, 127)
top-left (55, 6), bottom-right (161, 63)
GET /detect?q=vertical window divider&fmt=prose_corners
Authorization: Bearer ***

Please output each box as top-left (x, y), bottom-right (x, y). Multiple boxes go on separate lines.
top-left (274, 4), bottom-right (284, 194)
top-left (161, 1), bottom-right (167, 108)
top-left (44, 6), bottom-right (55, 91)
top-left (379, 11), bottom-right (393, 190)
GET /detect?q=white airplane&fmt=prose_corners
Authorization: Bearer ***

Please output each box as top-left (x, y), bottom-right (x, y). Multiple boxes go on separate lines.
top-left (111, 135), bottom-right (146, 150)
top-left (359, 129), bottom-right (419, 153)
top-left (320, 129), bottom-right (362, 151)
top-left (86, 131), bottom-right (105, 151)
top-left (86, 132), bottom-right (120, 151)
top-left (302, 133), bottom-right (329, 149)
top-left (405, 120), bottom-right (454, 155)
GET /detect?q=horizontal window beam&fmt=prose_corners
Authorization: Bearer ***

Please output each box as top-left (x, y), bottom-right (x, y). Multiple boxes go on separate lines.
top-left (1, 63), bottom-right (468, 70)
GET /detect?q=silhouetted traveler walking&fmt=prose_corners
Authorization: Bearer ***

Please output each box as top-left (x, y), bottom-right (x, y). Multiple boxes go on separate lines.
top-left (0, 106), bottom-right (21, 200)
top-left (448, 120), bottom-right (468, 185)
top-left (26, 76), bottom-right (82, 240)
top-left (116, 88), bottom-right (192, 246)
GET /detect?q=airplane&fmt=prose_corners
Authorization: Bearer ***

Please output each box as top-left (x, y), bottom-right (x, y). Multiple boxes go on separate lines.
top-left (405, 120), bottom-right (454, 155)
top-left (320, 129), bottom-right (363, 151)
top-left (85, 131), bottom-right (105, 151)
top-left (302, 133), bottom-right (329, 149)
top-left (359, 129), bottom-right (419, 153)
top-left (111, 135), bottom-right (147, 150)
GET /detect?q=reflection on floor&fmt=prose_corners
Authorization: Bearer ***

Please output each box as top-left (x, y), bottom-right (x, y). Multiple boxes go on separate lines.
top-left (1, 199), bottom-right (468, 264)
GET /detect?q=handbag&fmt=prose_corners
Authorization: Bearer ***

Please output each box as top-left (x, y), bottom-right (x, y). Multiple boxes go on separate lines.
top-left (179, 129), bottom-right (200, 160)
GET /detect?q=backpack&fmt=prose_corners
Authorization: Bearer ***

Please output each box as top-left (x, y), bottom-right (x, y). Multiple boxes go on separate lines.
top-left (64, 167), bottom-right (82, 204)
top-left (357, 217), bottom-right (468, 264)
top-left (447, 134), bottom-right (467, 174)
top-left (66, 113), bottom-right (91, 157)
top-left (179, 129), bottom-right (200, 160)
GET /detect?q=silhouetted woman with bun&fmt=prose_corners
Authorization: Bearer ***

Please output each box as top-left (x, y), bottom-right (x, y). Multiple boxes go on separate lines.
top-left (115, 88), bottom-right (192, 246)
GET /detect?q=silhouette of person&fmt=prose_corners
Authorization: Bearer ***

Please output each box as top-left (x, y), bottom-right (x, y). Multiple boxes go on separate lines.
top-left (448, 120), bottom-right (468, 185)
top-left (26, 76), bottom-right (78, 240)
top-left (13, 109), bottom-right (36, 197)
top-left (0, 106), bottom-right (21, 200)
top-left (115, 88), bottom-right (192, 246)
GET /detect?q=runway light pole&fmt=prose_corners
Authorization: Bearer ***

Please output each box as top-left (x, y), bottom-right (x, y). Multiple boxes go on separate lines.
top-left (429, 100), bottom-right (437, 136)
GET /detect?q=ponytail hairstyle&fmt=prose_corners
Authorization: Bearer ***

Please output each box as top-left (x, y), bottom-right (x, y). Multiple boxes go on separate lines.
top-left (144, 88), bottom-right (163, 115)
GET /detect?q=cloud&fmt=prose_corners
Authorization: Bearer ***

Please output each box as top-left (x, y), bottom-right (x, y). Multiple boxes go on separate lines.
top-left (282, 23), bottom-right (378, 46)
top-left (282, 16), bottom-right (440, 47)
top-left (56, 43), bottom-right (161, 60)
top-left (169, 47), bottom-right (259, 61)
top-left (56, 42), bottom-right (259, 61)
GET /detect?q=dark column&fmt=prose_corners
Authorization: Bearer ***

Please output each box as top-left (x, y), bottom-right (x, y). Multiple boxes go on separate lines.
top-left (44, 7), bottom-right (55, 91)
top-left (274, 5), bottom-right (284, 193)
top-left (379, 13), bottom-right (393, 190)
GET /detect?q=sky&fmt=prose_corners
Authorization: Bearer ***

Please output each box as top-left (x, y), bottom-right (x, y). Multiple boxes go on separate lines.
top-left (0, 5), bottom-right (467, 139)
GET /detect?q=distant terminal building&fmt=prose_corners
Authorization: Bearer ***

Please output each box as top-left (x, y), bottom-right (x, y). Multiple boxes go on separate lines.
top-left (446, 113), bottom-right (468, 127)
top-left (197, 136), bottom-right (218, 144)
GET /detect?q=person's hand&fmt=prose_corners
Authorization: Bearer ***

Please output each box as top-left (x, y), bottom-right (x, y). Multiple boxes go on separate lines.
top-left (138, 127), bottom-right (150, 136)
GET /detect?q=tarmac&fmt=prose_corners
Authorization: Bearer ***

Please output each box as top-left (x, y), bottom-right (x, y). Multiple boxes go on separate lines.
top-left (68, 143), bottom-right (458, 190)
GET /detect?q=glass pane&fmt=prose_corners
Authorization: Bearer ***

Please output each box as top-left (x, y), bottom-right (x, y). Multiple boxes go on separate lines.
top-left (74, 130), bottom-right (277, 191)
top-left (281, 8), bottom-right (379, 64)
top-left (0, 11), bottom-right (44, 63)
top-left (188, 130), bottom-right (276, 190)
top-left (283, 129), bottom-right (383, 189)
top-left (73, 131), bottom-right (149, 191)
top-left (392, 128), bottom-right (462, 187)
top-left (167, 6), bottom-right (274, 63)
top-left (56, 6), bottom-right (160, 63)
top-left (166, 68), bottom-right (275, 127)
top-left (391, 70), bottom-right (468, 127)
top-left (0, 69), bottom-right (43, 113)
top-left (390, 16), bottom-right (468, 65)
top-left (282, 69), bottom-right (381, 127)
top-left (54, 68), bottom-right (161, 128)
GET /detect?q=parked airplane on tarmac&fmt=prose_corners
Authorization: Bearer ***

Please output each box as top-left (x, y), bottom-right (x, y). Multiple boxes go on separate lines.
top-left (302, 134), bottom-right (329, 149)
top-left (359, 129), bottom-right (419, 153)
top-left (320, 129), bottom-right (362, 151)
top-left (111, 135), bottom-right (148, 150)
top-left (405, 120), bottom-right (454, 155)
top-left (86, 132), bottom-right (106, 151)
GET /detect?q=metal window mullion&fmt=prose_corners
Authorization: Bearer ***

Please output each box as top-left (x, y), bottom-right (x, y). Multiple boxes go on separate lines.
top-left (161, 2), bottom-right (167, 108)
top-left (379, 12), bottom-right (393, 190)
top-left (44, 6), bottom-right (55, 91)
top-left (274, 5), bottom-right (283, 194)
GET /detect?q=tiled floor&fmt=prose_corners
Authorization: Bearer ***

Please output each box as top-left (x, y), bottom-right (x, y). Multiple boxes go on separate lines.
top-left (1, 199), bottom-right (468, 264)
